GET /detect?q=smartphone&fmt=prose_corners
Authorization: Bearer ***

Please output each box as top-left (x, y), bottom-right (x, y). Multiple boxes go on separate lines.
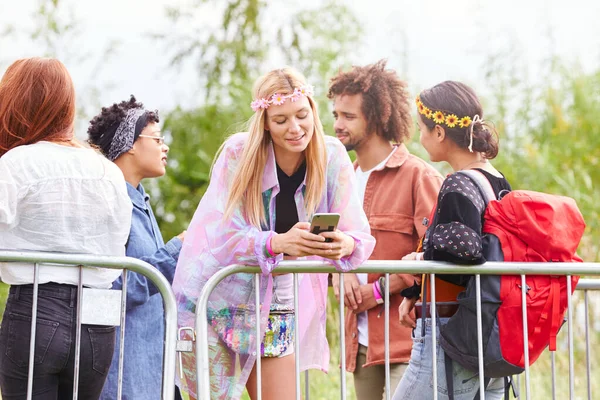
top-left (310, 213), bottom-right (340, 243)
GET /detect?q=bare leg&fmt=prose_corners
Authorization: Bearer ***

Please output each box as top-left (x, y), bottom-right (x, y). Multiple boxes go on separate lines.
top-left (246, 354), bottom-right (298, 400)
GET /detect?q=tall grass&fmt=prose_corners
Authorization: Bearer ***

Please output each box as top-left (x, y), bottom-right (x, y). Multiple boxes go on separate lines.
top-left (0, 283), bottom-right (8, 317)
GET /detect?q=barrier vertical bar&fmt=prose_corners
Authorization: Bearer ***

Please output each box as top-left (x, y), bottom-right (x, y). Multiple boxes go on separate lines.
top-left (475, 274), bottom-right (485, 399)
top-left (339, 273), bottom-right (347, 400)
top-left (584, 290), bottom-right (592, 400)
top-left (384, 273), bottom-right (390, 400)
top-left (431, 274), bottom-right (438, 400)
top-left (72, 266), bottom-right (84, 400)
top-left (551, 351), bottom-right (556, 400)
top-left (305, 370), bottom-right (310, 399)
top-left (567, 276), bottom-right (574, 400)
top-left (26, 263), bottom-right (40, 400)
top-left (255, 274), bottom-right (262, 400)
top-left (117, 270), bottom-right (128, 400)
top-left (521, 274), bottom-right (530, 400)
top-left (294, 274), bottom-right (301, 400)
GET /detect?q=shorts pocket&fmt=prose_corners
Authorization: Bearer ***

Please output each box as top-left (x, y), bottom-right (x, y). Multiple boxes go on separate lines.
top-left (411, 327), bottom-right (425, 344)
top-left (88, 326), bottom-right (116, 374)
top-left (5, 312), bottom-right (59, 368)
top-left (408, 329), bottom-right (426, 367)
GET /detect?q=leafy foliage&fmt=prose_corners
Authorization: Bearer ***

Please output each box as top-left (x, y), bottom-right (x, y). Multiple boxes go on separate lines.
top-left (487, 61), bottom-right (600, 261)
top-left (149, 104), bottom-right (247, 239)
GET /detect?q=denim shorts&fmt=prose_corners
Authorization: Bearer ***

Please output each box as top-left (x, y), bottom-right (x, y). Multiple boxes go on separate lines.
top-left (392, 318), bottom-right (505, 400)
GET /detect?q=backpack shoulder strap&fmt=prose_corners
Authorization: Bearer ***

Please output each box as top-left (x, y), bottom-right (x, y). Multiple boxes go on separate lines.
top-left (457, 169), bottom-right (496, 205)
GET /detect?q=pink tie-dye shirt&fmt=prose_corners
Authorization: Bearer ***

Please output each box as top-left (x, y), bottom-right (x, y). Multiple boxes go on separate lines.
top-left (173, 132), bottom-right (375, 399)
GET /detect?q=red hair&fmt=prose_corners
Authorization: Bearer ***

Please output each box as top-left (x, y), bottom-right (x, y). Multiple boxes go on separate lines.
top-left (0, 58), bottom-right (76, 156)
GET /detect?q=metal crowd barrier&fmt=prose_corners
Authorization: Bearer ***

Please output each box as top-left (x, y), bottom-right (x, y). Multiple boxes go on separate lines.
top-left (0, 250), bottom-right (178, 400)
top-left (193, 260), bottom-right (600, 400)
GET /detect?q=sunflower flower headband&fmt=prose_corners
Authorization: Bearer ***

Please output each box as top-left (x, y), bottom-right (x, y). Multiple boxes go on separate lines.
top-left (416, 95), bottom-right (484, 152)
top-left (250, 85), bottom-right (314, 112)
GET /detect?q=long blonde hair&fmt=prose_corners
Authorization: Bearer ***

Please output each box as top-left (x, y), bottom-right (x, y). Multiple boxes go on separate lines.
top-left (222, 67), bottom-right (327, 228)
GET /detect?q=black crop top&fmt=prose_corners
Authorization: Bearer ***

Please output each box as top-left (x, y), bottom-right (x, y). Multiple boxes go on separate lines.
top-left (274, 161), bottom-right (306, 234)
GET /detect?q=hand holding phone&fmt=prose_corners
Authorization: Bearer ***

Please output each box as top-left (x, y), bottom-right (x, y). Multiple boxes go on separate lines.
top-left (310, 213), bottom-right (340, 243)
top-left (269, 214), bottom-right (352, 260)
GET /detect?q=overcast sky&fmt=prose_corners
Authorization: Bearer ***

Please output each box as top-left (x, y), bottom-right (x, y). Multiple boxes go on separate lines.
top-left (1, 0), bottom-right (599, 119)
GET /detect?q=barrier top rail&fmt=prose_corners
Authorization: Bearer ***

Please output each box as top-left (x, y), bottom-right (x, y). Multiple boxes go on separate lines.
top-left (0, 250), bottom-right (178, 400)
top-left (198, 260), bottom-right (600, 277)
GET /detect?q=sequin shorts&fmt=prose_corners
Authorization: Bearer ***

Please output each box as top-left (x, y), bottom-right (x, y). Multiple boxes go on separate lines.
top-left (208, 303), bottom-right (295, 358)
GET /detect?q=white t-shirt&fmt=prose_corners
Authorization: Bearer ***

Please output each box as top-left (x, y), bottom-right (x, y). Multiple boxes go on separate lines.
top-left (355, 147), bottom-right (397, 346)
top-left (0, 141), bottom-right (132, 288)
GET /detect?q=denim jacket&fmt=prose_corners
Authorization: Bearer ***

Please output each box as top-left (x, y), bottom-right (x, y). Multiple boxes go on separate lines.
top-left (100, 183), bottom-right (182, 400)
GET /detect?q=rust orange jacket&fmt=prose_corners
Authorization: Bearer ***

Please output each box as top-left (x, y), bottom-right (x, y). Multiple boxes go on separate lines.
top-left (344, 144), bottom-right (442, 372)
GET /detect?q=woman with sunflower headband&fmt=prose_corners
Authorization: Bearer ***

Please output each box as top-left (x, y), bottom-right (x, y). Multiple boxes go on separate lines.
top-left (172, 67), bottom-right (375, 400)
top-left (392, 81), bottom-right (511, 400)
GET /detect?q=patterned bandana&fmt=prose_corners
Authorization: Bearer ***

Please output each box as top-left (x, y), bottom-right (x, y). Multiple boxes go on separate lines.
top-left (107, 108), bottom-right (146, 161)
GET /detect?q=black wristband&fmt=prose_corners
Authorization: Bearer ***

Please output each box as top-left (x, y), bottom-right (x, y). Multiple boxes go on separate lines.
top-left (400, 280), bottom-right (421, 299)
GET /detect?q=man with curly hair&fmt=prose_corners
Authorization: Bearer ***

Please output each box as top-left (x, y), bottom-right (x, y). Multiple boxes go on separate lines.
top-left (87, 96), bottom-right (185, 400)
top-left (328, 60), bottom-right (442, 400)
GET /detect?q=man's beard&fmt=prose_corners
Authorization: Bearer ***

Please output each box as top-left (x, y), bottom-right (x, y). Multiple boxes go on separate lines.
top-left (337, 131), bottom-right (359, 152)
top-left (344, 142), bottom-right (357, 152)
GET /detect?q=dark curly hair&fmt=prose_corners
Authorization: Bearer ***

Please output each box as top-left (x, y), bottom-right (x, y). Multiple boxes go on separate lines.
top-left (327, 59), bottom-right (412, 143)
top-left (418, 81), bottom-right (499, 159)
top-left (87, 95), bottom-right (159, 157)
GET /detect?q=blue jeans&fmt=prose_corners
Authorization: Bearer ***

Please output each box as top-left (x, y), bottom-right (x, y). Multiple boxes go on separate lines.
top-left (0, 283), bottom-right (116, 400)
top-left (392, 318), bottom-right (504, 400)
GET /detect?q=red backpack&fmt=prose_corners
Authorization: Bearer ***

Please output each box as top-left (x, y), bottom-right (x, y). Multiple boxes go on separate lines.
top-left (439, 170), bottom-right (586, 382)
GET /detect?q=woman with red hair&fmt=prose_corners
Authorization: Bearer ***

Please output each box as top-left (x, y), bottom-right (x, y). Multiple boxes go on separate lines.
top-left (0, 58), bottom-right (132, 399)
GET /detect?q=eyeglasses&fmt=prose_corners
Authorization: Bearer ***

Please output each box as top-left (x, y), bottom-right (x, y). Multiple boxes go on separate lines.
top-left (138, 135), bottom-right (166, 145)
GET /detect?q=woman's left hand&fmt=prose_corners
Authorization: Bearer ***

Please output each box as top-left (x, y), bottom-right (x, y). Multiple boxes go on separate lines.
top-left (399, 296), bottom-right (418, 328)
top-left (315, 230), bottom-right (356, 260)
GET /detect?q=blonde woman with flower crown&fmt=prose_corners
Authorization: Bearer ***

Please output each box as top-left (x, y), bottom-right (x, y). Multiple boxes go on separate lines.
top-left (173, 67), bottom-right (375, 400)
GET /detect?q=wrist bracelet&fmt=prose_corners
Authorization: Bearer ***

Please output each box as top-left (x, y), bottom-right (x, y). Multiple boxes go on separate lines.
top-left (378, 276), bottom-right (387, 297)
top-left (266, 235), bottom-right (276, 257)
top-left (373, 281), bottom-right (384, 304)
top-left (374, 279), bottom-right (383, 297)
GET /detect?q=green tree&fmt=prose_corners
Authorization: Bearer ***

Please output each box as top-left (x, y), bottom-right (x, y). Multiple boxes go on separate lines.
top-left (485, 58), bottom-right (600, 261)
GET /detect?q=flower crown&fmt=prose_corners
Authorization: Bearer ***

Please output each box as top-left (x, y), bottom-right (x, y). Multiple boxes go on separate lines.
top-left (417, 95), bottom-right (488, 152)
top-left (250, 85), bottom-right (314, 112)
top-left (415, 96), bottom-right (473, 129)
